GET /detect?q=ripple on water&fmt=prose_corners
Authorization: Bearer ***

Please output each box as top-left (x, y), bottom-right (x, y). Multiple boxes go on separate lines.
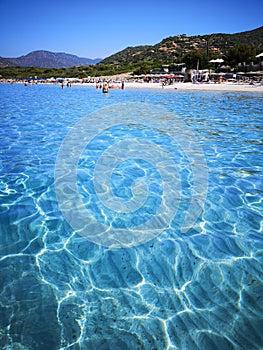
top-left (0, 84), bottom-right (262, 349)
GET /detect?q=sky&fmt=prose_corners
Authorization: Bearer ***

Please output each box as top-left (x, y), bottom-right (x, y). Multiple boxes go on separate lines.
top-left (0, 0), bottom-right (262, 59)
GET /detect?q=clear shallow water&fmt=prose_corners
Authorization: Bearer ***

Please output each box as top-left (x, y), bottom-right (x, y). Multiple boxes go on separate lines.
top-left (0, 84), bottom-right (262, 349)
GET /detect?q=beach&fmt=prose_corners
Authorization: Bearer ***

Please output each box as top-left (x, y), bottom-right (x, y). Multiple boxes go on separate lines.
top-left (83, 80), bottom-right (263, 92)
top-left (2, 77), bottom-right (263, 93)
top-left (127, 81), bottom-right (263, 92)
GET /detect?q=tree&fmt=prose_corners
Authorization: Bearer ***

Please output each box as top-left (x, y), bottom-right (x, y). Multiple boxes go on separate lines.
top-left (179, 51), bottom-right (209, 70)
top-left (132, 62), bottom-right (153, 75)
top-left (225, 44), bottom-right (257, 68)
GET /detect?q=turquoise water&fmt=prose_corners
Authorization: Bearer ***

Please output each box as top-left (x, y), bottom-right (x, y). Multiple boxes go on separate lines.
top-left (0, 84), bottom-right (262, 349)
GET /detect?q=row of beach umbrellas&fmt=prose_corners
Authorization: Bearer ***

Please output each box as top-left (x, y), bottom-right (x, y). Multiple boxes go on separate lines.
top-left (209, 53), bottom-right (263, 63)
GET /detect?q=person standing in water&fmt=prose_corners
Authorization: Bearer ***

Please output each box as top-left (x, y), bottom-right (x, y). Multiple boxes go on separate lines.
top-left (102, 83), bottom-right (109, 93)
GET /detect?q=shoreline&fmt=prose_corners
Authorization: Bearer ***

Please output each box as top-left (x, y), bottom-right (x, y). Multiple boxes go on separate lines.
top-left (1, 80), bottom-right (263, 92)
top-left (83, 81), bottom-right (263, 93)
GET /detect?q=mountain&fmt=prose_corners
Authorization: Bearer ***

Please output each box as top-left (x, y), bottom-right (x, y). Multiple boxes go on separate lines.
top-left (101, 26), bottom-right (263, 64)
top-left (0, 50), bottom-right (102, 68)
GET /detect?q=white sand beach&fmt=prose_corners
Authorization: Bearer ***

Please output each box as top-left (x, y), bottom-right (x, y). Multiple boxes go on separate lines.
top-left (127, 81), bottom-right (263, 92)
top-left (3, 78), bottom-right (262, 92)
top-left (84, 81), bottom-right (263, 93)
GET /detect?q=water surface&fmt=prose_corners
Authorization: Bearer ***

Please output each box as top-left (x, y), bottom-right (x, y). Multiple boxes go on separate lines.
top-left (0, 84), bottom-right (262, 349)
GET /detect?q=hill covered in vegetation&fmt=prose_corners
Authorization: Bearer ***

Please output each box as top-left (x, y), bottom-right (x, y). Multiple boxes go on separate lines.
top-left (101, 26), bottom-right (263, 64)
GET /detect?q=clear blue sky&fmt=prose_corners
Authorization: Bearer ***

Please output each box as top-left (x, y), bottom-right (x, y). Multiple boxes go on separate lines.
top-left (1, 0), bottom-right (262, 59)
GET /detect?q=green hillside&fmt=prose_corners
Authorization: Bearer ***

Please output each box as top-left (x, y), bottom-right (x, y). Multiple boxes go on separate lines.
top-left (101, 26), bottom-right (263, 64)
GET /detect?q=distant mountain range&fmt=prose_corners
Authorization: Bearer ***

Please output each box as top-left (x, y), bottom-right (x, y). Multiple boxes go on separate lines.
top-left (101, 26), bottom-right (263, 64)
top-left (0, 50), bottom-right (102, 68)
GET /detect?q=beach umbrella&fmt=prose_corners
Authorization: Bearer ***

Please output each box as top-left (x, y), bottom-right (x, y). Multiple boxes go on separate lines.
top-left (56, 77), bottom-right (65, 82)
top-left (165, 74), bottom-right (184, 79)
top-left (211, 72), bottom-right (226, 76)
top-left (246, 71), bottom-right (263, 75)
top-left (209, 58), bottom-right (224, 63)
